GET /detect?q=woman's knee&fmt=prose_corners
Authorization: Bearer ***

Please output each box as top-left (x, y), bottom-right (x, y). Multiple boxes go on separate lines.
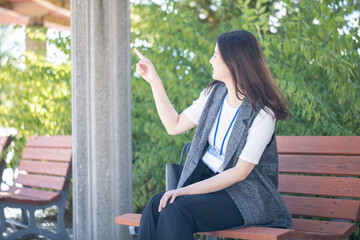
top-left (150, 192), bottom-right (164, 203)
top-left (160, 202), bottom-right (179, 219)
top-left (159, 200), bottom-right (194, 231)
top-left (160, 197), bottom-right (187, 216)
top-left (145, 192), bottom-right (165, 210)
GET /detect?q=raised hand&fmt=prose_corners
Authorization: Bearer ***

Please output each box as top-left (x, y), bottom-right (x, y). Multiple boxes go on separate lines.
top-left (133, 48), bottom-right (196, 135)
top-left (134, 48), bottom-right (160, 84)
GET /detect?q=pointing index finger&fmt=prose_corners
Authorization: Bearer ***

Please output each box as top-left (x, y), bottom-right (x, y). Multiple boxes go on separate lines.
top-left (134, 48), bottom-right (146, 60)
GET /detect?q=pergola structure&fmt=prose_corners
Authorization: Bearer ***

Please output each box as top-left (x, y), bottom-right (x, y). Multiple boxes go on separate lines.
top-left (0, 0), bottom-right (70, 54)
top-left (0, 0), bottom-right (70, 31)
top-left (1, 0), bottom-right (133, 239)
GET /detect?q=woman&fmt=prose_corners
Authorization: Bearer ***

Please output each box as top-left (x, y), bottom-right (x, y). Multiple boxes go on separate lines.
top-left (134, 30), bottom-right (292, 240)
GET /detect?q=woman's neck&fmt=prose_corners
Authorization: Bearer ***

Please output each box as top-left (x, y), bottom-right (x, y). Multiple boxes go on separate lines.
top-left (225, 83), bottom-right (244, 108)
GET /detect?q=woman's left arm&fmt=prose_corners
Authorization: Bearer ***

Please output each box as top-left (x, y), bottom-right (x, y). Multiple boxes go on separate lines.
top-left (158, 159), bottom-right (255, 212)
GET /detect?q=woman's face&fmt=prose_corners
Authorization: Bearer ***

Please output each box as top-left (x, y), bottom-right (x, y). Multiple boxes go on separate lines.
top-left (209, 44), bottom-right (232, 83)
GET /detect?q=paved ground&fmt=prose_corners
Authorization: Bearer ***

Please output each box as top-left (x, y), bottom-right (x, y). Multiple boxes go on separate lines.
top-left (3, 206), bottom-right (73, 240)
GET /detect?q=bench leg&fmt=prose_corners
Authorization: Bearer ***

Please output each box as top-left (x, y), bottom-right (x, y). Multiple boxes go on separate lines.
top-left (0, 200), bottom-right (69, 240)
top-left (5, 209), bottom-right (36, 240)
top-left (56, 197), bottom-right (69, 240)
top-left (0, 205), bottom-right (6, 236)
top-left (21, 209), bottom-right (28, 225)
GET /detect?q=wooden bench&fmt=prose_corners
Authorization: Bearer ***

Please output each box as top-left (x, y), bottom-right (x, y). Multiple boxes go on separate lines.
top-left (115, 136), bottom-right (360, 240)
top-left (0, 135), bottom-right (72, 240)
top-left (0, 136), bottom-right (13, 180)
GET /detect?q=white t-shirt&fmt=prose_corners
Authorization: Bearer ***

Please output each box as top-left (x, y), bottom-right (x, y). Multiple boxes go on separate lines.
top-left (183, 88), bottom-right (276, 168)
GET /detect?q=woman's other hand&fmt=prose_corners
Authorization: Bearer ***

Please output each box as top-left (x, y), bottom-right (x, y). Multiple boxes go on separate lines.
top-left (158, 188), bottom-right (188, 212)
top-left (134, 48), bottom-right (160, 85)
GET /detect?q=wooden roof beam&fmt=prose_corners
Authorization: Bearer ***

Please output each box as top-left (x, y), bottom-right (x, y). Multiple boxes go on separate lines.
top-left (0, 5), bottom-right (29, 25)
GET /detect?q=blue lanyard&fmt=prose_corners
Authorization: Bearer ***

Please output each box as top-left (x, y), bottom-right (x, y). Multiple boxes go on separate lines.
top-left (213, 92), bottom-right (240, 156)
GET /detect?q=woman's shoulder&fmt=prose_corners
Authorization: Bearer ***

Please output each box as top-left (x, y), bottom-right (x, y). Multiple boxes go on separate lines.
top-left (203, 81), bottom-right (226, 99)
top-left (258, 107), bottom-right (275, 120)
top-left (199, 81), bottom-right (223, 99)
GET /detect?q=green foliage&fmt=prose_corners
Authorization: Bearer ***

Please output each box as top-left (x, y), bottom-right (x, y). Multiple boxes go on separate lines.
top-left (266, 0), bottom-right (360, 136)
top-left (0, 27), bottom-right (71, 167)
top-left (25, 27), bottom-right (47, 42)
top-left (130, 2), bottom-right (359, 231)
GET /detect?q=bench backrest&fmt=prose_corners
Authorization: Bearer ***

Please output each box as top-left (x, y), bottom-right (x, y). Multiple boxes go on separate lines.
top-left (276, 136), bottom-right (360, 222)
top-left (15, 135), bottom-right (72, 192)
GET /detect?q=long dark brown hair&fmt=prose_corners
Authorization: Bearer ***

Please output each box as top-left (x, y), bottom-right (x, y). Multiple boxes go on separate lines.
top-left (207, 30), bottom-right (291, 120)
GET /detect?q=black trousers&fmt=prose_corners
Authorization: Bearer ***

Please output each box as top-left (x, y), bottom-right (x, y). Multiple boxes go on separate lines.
top-left (137, 161), bottom-right (244, 240)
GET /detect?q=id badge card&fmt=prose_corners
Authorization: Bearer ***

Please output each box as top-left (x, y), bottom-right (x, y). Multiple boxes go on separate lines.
top-left (202, 148), bottom-right (224, 173)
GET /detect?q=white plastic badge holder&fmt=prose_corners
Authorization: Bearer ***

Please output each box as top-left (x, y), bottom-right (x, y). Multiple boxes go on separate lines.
top-left (202, 148), bottom-right (224, 173)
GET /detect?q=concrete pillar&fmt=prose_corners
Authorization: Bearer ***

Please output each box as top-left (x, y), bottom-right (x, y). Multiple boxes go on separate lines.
top-left (71, 0), bottom-right (132, 239)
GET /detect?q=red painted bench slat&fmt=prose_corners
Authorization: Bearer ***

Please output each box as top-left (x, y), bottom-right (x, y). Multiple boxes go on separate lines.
top-left (278, 175), bottom-right (360, 198)
top-left (283, 195), bottom-right (360, 221)
top-left (199, 227), bottom-right (293, 240)
top-left (0, 193), bottom-right (60, 205)
top-left (26, 135), bottom-right (72, 148)
top-left (22, 148), bottom-right (72, 162)
top-left (292, 218), bottom-right (356, 240)
top-left (279, 155), bottom-right (360, 176)
top-left (19, 160), bottom-right (71, 176)
top-left (115, 213), bottom-right (141, 226)
top-left (276, 136), bottom-right (360, 155)
top-left (15, 173), bottom-right (67, 191)
top-left (0, 186), bottom-right (60, 204)
top-left (292, 231), bottom-right (344, 240)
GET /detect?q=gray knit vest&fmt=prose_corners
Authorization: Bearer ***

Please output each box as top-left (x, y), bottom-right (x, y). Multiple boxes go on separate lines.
top-left (177, 82), bottom-right (292, 229)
